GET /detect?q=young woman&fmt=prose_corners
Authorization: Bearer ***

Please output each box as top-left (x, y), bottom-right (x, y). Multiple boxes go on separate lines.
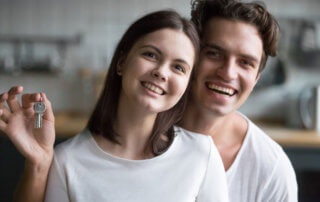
top-left (0, 10), bottom-right (228, 202)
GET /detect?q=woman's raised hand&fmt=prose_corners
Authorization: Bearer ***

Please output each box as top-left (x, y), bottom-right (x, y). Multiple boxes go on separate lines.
top-left (0, 86), bottom-right (55, 166)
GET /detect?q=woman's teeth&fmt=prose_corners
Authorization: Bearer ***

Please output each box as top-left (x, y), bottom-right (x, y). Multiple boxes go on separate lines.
top-left (207, 83), bottom-right (235, 96)
top-left (142, 82), bottom-right (164, 95)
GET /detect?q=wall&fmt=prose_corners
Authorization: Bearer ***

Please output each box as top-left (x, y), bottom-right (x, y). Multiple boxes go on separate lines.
top-left (1, 0), bottom-right (320, 120)
top-left (0, 0), bottom-right (192, 112)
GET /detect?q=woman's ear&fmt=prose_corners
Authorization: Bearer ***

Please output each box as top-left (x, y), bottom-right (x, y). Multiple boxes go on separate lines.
top-left (116, 65), bottom-right (122, 76)
top-left (117, 56), bottom-right (125, 76)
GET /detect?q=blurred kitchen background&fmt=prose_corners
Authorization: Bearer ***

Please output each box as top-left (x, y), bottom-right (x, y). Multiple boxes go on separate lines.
top-left (1, 0), bottom-right (320, 201)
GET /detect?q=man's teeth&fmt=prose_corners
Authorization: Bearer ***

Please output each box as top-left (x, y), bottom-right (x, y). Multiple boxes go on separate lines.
top-left (143, 82), bottom-right (164, 95)
top-left (207, 83), bottom-right (235, 96)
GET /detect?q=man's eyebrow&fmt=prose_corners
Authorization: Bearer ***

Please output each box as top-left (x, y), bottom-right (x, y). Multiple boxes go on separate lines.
top-left (203, 43), bottom-right (259, 63)
top-left (240, 54), bottom-right (259, 63)
top-left (202, 43), bottom-right (225, 52)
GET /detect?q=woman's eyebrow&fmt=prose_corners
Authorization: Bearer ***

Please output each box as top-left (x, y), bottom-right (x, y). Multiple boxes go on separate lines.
top-left (139, 45), bottom-right (162, 55)
top-left (174, 59), bottom-right (191, 70)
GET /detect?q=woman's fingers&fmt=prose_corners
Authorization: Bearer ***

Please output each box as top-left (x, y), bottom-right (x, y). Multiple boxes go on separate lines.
top-left (0, 92), bottom-right (8, 108)
top-left (7, 86), bottom-right (23, 113)
top-left (0, 118), bottom-right (7, 132)
top-left (40, 92), bottom-right (55, 122)
top-left (0, 107), bottom-right (11, 123)
top-left (0, 93), bottom-right (11, 123)
top-left (21, 93), bottom-right (40, 110)
top-left (0, 108), bottom-right (8, 132)
top-left (22, 92), bottom-right (54, 122)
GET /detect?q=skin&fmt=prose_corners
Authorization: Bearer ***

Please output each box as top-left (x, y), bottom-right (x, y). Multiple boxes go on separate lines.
top-left (94, 28), bottom-right (195, 160)
top-left (0, 28), bottom-right (195, 201)
top-left (0, 86), bottom-right (55, 202)
top-left (181, 18), bottom-right (263, 170)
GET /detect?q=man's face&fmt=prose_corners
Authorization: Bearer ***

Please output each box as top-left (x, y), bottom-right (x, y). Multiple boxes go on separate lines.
top-left (192, 18), bottom-right (263, 116)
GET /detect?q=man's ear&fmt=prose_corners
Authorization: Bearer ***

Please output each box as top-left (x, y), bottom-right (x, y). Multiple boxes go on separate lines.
top-left (255, 72), bottom-right (261, 84)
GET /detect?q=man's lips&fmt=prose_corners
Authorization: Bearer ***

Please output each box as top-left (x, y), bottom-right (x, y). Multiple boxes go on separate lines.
top-left (141, 81), bottom-right (166, 95)
top-left (205, 82), bottom-right (237, 96)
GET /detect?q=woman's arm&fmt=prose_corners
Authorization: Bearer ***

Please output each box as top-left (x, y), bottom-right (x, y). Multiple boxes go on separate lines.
top-left (0, 86), bottom-right (55, 202)
top-left (14, 155), bottom-right (53, 202)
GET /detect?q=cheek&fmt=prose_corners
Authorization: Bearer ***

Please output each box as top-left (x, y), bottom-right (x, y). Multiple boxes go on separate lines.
top-left (239, 70), bottom-right (258, 88)
top-left (196, 59), bottom-right (216, 78)
top-left (170, 77), bottom-right (189, 99)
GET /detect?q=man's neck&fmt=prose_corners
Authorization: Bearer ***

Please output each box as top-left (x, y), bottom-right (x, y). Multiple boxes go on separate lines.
top-left (180, 105), bottom-right (248, 170)
top-left (180, 105), bottom-right (234, 139)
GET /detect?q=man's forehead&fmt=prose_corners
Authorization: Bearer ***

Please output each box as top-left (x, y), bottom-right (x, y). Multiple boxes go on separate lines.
top-left (203, 18), bottom-right (259, 36)
top-left (201, 18), bottom-right (263, 61)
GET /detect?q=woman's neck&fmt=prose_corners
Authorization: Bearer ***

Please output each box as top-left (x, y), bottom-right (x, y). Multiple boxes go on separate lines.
top-left (95, 94), bottom-right (158, 160)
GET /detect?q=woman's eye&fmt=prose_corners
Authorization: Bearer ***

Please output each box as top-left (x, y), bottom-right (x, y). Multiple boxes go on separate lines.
top-left (174, 65), bottom-right (185, 73)
top-left (142, 52), bottom-right (156, 59)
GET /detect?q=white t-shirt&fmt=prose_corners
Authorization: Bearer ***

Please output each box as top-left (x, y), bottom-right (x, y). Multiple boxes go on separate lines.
top-left (45, 126), bottom-right (229, 202)
top-left (226, 115), bottom-right (298, 202)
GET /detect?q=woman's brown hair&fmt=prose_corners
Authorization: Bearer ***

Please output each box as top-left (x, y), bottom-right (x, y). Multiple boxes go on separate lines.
top-left (87, 10), bottom-right (200, 155)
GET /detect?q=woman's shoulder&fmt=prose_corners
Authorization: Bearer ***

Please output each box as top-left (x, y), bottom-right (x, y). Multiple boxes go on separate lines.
top-left (54, 129), bottom-right (92, 159)
top-left (173, 126), bottom-right (213, 153)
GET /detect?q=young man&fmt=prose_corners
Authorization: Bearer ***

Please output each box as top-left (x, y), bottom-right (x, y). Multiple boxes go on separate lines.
top-left (180, 0), bottom-right (297, 201)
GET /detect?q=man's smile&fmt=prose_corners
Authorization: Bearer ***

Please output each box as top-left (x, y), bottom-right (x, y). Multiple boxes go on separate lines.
top-left (205, 82), bottom-right (237, 96)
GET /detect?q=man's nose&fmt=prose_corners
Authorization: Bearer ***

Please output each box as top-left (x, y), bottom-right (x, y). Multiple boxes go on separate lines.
top-left (216, 58), bottom-right (237, 81)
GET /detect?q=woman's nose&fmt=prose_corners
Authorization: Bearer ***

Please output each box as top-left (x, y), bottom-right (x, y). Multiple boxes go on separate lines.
top-left (151, 65), bottom-right (168, 82)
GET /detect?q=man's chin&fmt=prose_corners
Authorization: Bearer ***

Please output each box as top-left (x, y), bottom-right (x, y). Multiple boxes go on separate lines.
top-left (203, 104), bottom-right (235, 117)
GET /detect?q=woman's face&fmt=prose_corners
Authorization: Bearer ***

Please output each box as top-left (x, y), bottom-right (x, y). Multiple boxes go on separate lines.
top-left (119, 28), bottom-right (195, 113)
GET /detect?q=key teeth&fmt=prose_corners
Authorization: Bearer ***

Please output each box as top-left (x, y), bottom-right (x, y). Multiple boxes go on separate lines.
top-left (34, 114), bottom-right (42, 129)
top-left (34, 100), bottom-right (45, 128)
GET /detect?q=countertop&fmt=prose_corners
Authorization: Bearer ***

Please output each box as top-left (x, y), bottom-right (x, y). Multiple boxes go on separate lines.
top-left (256, 122), bottom-right (320, 147)
top-left (55, 113), bottom-right (320, 147)
top-left (55, 112), bottom-right (89, 137)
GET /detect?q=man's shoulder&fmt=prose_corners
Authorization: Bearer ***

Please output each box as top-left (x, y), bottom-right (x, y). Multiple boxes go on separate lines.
top-left (234, 113), bottom-right (292, 173)
top-left (228, 115), bottom-right (298, 202)
top-left (239, 117), bottom-right (296, 181)
top-left (234, 113), bottom-right (283, 160)
top-left (246, 120), bottom-right (284, 159)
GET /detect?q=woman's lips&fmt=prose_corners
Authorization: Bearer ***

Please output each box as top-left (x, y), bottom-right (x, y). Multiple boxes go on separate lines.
top-left (141, 81), bottom-right (166, 95)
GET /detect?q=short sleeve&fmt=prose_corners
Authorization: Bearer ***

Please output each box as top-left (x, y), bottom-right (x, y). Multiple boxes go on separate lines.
top-left (44, 153), bottom-right (70, 202)
top-left (196, 138), bottom-right (229, 202)
top-left (259, 153), bottom-right (298, 202)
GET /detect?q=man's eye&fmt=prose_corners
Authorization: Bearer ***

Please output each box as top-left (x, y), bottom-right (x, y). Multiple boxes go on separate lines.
top-left (206, 50), bottom-right (220, 57)
top-left (241, 60), bottom-right (254, 68)
top-left (174, 65), bottom-right (185, 73)
top-left (143, 52), bottom-right (156, 59)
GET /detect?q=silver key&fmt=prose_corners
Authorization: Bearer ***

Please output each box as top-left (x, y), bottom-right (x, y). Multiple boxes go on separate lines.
top-left (34, 97), bottom-right (46, 129)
